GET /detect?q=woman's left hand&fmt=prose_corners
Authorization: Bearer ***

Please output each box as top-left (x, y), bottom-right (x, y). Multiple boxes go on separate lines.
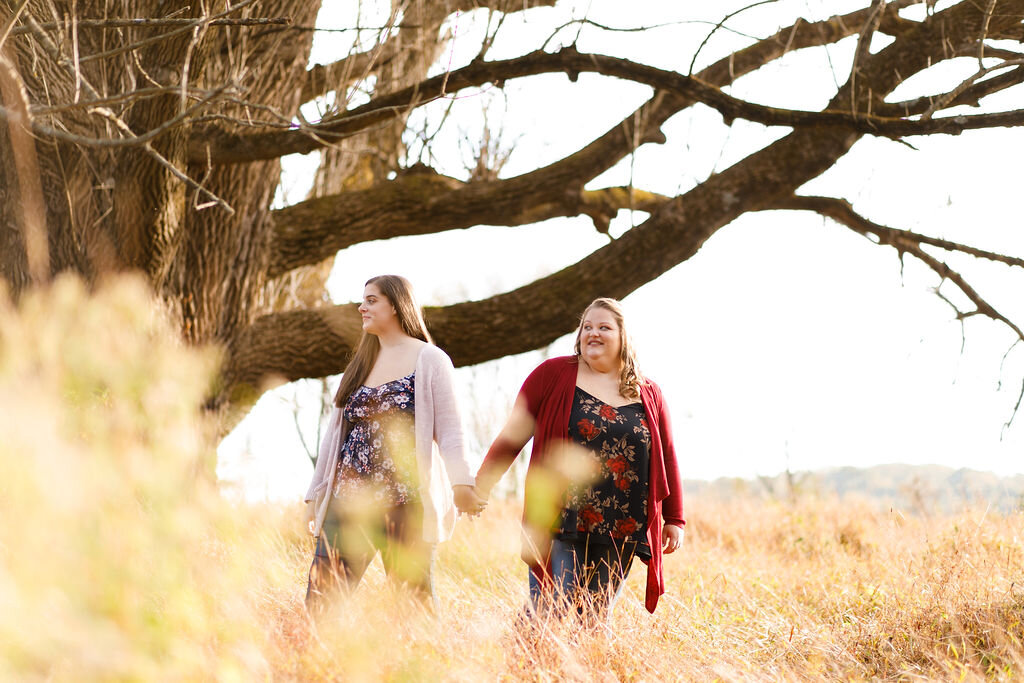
top-left (662, 523), bottom-right (684, 554)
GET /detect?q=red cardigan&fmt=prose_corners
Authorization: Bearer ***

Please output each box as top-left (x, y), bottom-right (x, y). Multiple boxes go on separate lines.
top-left (477, 356), bottom-right (685, 613)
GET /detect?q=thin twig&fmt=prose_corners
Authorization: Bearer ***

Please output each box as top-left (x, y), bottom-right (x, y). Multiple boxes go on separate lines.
top-left (218, 48), bottom-right (1024, 163)
top-left (31, 85), bottom-right (214, 113)
top-left (914, 249), bottom-right (1023, 339)
top-left (847, 0), bottom-right (886, 117)
top-left (769, 195), bottom-right (1024, 270)
top-left (688, 0), bottom-right (778, 76)
top-left (91, 107), bottom-right (234, 213)
top-left (20, 12), bottom-right (234, 212)
top-left (8, 17), bottom-right (288, 34)
top-left (477, 1), bottom-right (509, 61)
top-left (978, 0), bottom-right (999, 68)
top-left (998, 339), bottom-right (1022, 389)
top-left (0, 82), bottom-right (233, 147)
top-left (74, 0), bottom-right (261, 64)
top-left (179, 10), bottom-right (207, 114)
top-left (25, 15), bottom-right (100, 99)
top-left (767, 192), bottom-right (1024, 427)
top-left (572, 0), bottom-right (594, 46)
top-left (885, 62), bottom-right (1024, 116)
top-left (788, 191), bottom-right (1024, 427)
top-left (911, 245), bottom-right (1024, 430)
top-left (0, 0), bottom-right (31, 51)
top-left (931, 287), bottom-right (968, 354)
top-left (922, 58), bottom-right (1024, 120)
top-left (71, 1), bottom-right (81, 104)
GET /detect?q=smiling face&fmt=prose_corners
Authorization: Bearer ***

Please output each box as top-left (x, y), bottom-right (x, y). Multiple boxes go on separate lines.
top-left (576, 305), bottom-right (623, 369)
top-left (358, 283), bottom-right (398, 335)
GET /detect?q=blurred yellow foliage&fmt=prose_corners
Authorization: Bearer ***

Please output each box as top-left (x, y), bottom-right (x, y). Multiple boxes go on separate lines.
top-left (0, 275), bottom-right (273, 680)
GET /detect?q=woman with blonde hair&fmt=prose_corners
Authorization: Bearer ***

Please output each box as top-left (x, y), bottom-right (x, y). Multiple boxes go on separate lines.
top-left (304, 274), bottom-right (484, 610)
top-left (476, 297), bottom-right (684, 617)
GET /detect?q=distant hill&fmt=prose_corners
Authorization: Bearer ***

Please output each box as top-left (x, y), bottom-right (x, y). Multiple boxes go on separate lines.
top-left (687, 465), bottom-right (1024, 515)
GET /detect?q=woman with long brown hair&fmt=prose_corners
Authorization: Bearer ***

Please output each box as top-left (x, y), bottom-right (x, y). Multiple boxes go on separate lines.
top-left (304, 275), bottom-right (485, 610)
top-left (476, 298), bottom-right (684, 618)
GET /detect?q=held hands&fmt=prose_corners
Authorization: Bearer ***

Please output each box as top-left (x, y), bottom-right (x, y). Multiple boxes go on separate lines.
top-left (453, 484), bottom-right (488, 517)
top-left (662, 523), bottom-right (684, 554)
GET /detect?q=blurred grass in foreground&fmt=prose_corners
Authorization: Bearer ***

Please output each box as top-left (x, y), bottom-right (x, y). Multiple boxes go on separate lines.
top-left (2, 276), bottom-right (1023, 681)
top-left (0, 276), bottom-right (285, 679)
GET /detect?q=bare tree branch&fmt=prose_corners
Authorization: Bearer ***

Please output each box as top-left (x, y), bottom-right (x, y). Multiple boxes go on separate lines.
top-left (880, 64), bottom-right (1024, 116)
top-left (235, 39), bottom-right (901, 384)
top-left (0, 0), bottom-right (31, 50)
top-left (20, 12), bottom-right (236, 214)
top-left (30, 84), bottom-right (218, 113)
top-left (298, 3), bottom-right (424, 108)
top-left (687, 0), bottom-right (780, 76)
top-left (266, 0), bottom-right (1017, 279)
top-left (0, 83), bottom-right (234, 147)
top-left (268, 178), bottom-right (669, 277)
top-left (196, 3), bottom-right (921, 164)
top-left (846, 0), bottom-right (886, 117)
top-left (70, 0), bottom-right (263, 65)
top-left (195, 44), bottom-right (1024, 165)
top-left (922, 58), bottom-right (1024, 119)
top-left (302, 49), bottom-right (394, 105)
top-left (765, 192), bottom-right (1024, 427)
top-left (23, 52), bottom-right (1022, 155)
top-left (298, 0), bottom-right (559, 105)
top-left (907, 248), bottom-right (1024, 342)
top-left (767, 195), bottom-right (1024, 269)
top-left (978, 0), bottom-right (1000, 68)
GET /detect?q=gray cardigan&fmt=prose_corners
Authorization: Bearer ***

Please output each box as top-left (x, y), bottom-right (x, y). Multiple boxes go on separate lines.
top-left (304, 344), bottom-right (476, 543)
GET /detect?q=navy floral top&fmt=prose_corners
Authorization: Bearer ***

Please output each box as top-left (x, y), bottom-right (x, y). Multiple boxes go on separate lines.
top-left (557, 386), bottom-right (652, 558)
top-left (332, 373), bottom-right (418, 505)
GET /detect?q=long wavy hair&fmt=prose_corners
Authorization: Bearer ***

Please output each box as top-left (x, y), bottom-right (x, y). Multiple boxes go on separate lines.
top-left (333, 274), bottom-right (432, 408)
top-left (573, 297), bottom-right (645, 399)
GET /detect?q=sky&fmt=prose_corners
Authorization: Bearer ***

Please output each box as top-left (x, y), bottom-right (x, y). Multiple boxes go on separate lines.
top-left (217, 0), bottom-right (1024, 501)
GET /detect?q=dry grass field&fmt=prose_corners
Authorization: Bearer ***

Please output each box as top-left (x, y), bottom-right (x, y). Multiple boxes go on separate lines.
top-left (2, 277), bottom-right (1022, 681)
top-left (261, 495), bottom-right (1024, 682)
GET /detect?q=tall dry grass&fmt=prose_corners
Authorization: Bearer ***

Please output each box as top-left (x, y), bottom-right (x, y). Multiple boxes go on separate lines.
top-left (265, 496), bottom-right (1024, 682)
top-left (2, 276), bottom-right (1021, 680)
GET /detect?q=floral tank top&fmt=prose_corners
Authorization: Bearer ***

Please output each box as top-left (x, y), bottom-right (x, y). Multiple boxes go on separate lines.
top-left (332, 373), bottom-right (417, 505)
top-left (557, 386), bottom-right (652, 557)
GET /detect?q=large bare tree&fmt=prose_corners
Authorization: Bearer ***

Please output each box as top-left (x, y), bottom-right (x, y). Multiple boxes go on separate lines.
top-left (1, 0), bottom-right (1023, 420)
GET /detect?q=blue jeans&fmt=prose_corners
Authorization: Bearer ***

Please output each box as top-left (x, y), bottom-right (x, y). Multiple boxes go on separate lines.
top-left (528, 537), bottom-right (637, 617)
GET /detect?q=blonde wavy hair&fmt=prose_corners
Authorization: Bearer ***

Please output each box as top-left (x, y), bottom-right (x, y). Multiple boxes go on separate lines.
top-left (573, 297), bottom-right (645, 399)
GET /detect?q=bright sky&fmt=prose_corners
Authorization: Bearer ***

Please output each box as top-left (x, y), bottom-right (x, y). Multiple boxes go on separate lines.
top-left (217, 0), bottom-right (1024, 501)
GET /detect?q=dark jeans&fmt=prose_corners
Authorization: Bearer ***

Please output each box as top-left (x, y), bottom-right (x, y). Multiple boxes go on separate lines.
top-left (305, 501), bottom-right (436, 613)
top-left (528, 536), bottom-right (637, 618)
